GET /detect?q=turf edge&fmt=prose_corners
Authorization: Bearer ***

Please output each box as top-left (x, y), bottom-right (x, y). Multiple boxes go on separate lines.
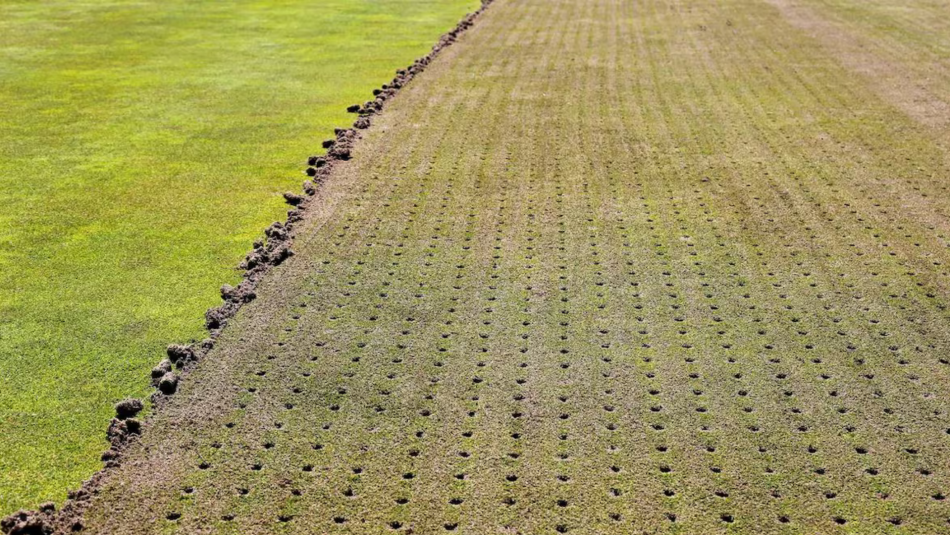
top-left (0, 1), bottom-right (494, 533)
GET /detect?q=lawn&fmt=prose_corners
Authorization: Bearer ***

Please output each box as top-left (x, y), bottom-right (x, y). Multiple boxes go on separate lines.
top-left (0, 0), bottom-right (477, 514)
top-left (68, 0), bottom-right (950, 531)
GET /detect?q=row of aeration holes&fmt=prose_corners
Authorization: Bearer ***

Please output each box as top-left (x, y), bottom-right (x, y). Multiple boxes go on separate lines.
top-left (368, 144), bottom-right (513, 530)
top-left (307, 150), bottom-right (456, 524)
top-left (616, 38), bottom-right (944, 528)
top-left (664, 188), bottom-right (940, 432)
top-left (733, 154), bottom-right (950, 377)
top-left (692, 9), bottom-right (950, 528)
top-left (672, 171), bottom-right (948, 524)
top-left (692, 184), bottom-right (944, 486)
top-left (624, 188), bottom-right (832, 528)
top-left (718, 183), bottom-right (948, 473)
top-left (739, 79), bottom-right (950, 318)
top-left (305, 138), bottom-right (451, 527)
top-left (195, 149), bottom-right (430, 521)
top-left (551, 165), bottom-right (621, 531)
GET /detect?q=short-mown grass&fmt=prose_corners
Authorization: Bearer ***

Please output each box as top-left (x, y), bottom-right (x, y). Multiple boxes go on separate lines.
top-left (0, 0), bottom-right (476, 513)
top-left (73, 0), bottom-right (950, 532)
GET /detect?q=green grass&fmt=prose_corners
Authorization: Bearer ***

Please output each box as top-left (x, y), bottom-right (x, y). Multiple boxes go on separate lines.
top-left (0, 0), bottom-right (477, 514)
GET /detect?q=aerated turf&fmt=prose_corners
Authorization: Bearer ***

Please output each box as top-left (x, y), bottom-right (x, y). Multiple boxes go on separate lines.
top-left (63, 0), bottom-right (950, 532)
top-left (0, 0), bottom-right (478, 515)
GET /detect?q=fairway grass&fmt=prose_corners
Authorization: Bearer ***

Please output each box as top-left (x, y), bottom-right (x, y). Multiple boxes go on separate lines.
top-left (67, 0), bottom-right (950, 532)
top-left (0, 0), bottom-right (477, 514)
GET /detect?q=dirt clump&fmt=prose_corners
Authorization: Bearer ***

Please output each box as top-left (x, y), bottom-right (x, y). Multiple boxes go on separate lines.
top-left (150, 359), bottom-right (171, 381)
top-left (1, 505), bottom-right (55, 535)
top-left (105, 417), bottom-right (141, 452)
top-left (113, 399), bottom-right (143, 420)
top-left (157, 373), bottom-right (178, 395)
top-left (283, 192), bottom-right (305, 206)
top-left (165, 344), bottom-right (195, 367)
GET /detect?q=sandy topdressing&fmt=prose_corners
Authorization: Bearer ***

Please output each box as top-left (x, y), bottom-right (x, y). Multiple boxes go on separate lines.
top-left (61, 0), bottom-right (950, 532)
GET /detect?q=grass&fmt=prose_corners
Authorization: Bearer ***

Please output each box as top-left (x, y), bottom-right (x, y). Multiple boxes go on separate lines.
top-left (71, 0), bottom-right (950, 532)
top-left (0, 0), bottom-right (478, 514)
top-left (765, 0), bottom-right (950, 130)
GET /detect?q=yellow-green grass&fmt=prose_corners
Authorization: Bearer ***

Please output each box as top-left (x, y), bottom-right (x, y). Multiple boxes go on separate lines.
top-left (0, 0), bottom-right (477, 514)
top-left (765, 0), bottom-right (950, 132)
top-left (797, 0), bottom-right (950, 74)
